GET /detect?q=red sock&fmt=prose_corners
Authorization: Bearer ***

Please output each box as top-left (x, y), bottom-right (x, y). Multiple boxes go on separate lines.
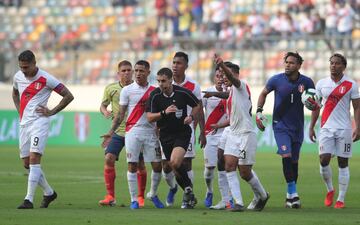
top-left (137, 170), bottom-right (147, 198)
top-left (104, 167), bottom-right (116, 197)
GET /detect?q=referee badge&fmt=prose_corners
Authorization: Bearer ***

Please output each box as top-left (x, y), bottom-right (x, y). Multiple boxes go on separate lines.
top-left (175, 109), bottom-right (183, 118)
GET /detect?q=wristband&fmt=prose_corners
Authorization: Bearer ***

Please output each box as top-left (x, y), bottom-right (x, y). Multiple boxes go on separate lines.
top-left (256, 107), bottom-right (263, 113)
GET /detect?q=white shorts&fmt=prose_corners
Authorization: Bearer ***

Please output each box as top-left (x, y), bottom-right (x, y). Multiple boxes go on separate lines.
top-left (203, 135), bottom-right (221, 167)
top-left (218, 127), bottom-right (230, 150)
top-left (319, 128), bottom-right (353, 158)
top-left (125, 131), bottom-right (161, 163)
top-left (19, 117), bottom-right (49, 158)
top-left (224, 131), bottom-right (257, 165)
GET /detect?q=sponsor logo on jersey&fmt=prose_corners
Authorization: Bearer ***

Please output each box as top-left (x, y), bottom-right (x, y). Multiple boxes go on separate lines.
top-left (298, 84), bottom-right (305, 93)
top-left (281, 145), bottom-right (287, 151)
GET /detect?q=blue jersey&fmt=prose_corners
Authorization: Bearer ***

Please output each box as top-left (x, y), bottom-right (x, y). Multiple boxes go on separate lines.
top-left (266, 73), bottom-right (314, 133)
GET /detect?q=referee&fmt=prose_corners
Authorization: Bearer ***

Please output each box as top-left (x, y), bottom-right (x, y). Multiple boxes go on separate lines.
top-left (146, 67), bottom-right (201, 209)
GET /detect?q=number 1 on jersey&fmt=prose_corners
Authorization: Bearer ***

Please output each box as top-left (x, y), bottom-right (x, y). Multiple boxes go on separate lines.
top-left (290, 93), bottom-right (294, 103)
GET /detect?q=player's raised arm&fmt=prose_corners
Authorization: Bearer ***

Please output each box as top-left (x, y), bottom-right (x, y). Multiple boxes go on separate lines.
top-left (213, 54), bottom-right (241, 88)
top-left (202, 91), bottom-right (229, 99)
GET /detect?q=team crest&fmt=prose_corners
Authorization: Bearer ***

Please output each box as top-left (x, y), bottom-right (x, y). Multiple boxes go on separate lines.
top-left (281, 145), bottom-right (287, 151)
top-left (339, 86), bottom-right (346, 94)
top-left (35, 82), bottom-right (42, 90)
top-left (298, 84), bottom-right (305, 93)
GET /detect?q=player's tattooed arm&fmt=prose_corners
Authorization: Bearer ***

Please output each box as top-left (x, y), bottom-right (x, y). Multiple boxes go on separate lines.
top-left (36, 85), bottom-right (74, 117)
top-left (202, 91), bottom-right (229, 99)
top-left (12, 87), bottom-right (20, 113)
top-left (109, 105), bottom-right (127, 135)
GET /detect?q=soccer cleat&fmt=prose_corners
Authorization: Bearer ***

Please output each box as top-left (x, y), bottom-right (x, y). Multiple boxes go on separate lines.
top-left (166, 184), bottom-right (178, 206)
top-left (204, 192), bottom-right (213, 208)
top-left (229, 203), bottom-right (245, 212)
top-left (247, 197), bottom-right (259, 210)
top-left (138, 196), bottom-right (145, 207)
top-left (291, 197), bottom-right (301, 209)
top-left (149, 195), bottom-right (165, 209)
top-left (209, 201), bottom-right (226, 210)
top-left (334, 201), bottom-right (345, 209)
top-left (254, 192), bottom-right (270, 211)
top-left (182, 190), bottom-right (197, 209)
top-left (99, 194), bottom-right (116, 207)
top-left (40, 191), bottom-right (57, 208)
top-left (324, 190), bottom-right (335, 207)
top-left (17, 199), bottom-right (34, 209)
top-left (285, 198), bottom-right (293, 208)
top-left (130, 201), bottom-right (139, 209)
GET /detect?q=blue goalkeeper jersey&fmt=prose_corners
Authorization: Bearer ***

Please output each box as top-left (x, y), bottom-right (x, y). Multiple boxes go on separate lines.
top-left (266, 73), bottom-right (315, 133)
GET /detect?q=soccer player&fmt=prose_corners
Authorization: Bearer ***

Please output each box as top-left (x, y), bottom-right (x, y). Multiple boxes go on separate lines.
top-left (309, 53), bottom-right (360, 209)
top-left (256, 52), bottom-right (315, 208)
top-left (103, 60), bottom-right (163, 209)
top-left (146, 67), bottom-right (202, 209)
top-left (162, 51), bottom-right (206, 207)
top-left (99, 60), bottom-right (148, 207)
top-left (12, 50), bottom-right (74, 209)
top-left (201, 66), bottom-right (228, 207)
top-left (214, 55), bottom-right (269, 212)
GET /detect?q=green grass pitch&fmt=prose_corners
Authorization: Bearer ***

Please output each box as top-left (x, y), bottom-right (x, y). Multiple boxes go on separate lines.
top-left (0, 145), bottom-right (360, 225)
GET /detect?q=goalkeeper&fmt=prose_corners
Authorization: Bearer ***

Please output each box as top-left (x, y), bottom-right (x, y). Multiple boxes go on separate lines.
top-left (255, 52), bottom-right (315, 209)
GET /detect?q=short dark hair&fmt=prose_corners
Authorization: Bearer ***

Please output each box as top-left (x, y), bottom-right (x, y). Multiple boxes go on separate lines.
top-left (330, 53), bottom-right (347, 67)
top-left (18, 50), bottom-right (36, 62)
top-left (135, 60), bottom-right (150, 69)
top-left (157, 67), bottom-right (173, 79)
top-left (174, 51), bottom-right (188, 64)
top-left (284, 52), bottom-right (303, 65)
top-left (118, 60), bottom-right (132, 68)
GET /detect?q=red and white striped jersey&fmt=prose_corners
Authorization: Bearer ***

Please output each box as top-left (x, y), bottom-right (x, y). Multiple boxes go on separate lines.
top-left (316, 75), bottom-right (359, 129)
top-left (173, 76), bottom-right (202, 130)
top-left (13, 68), bottom-right (64, 126)
top-left (120, 82), bottom-right (156, 133)
top-left (228, 80), bottom-right (255, 134)
top-left (202, 86), bottom-right (228, 137)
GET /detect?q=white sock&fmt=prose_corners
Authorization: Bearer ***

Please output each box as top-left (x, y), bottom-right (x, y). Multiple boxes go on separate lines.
top-left (247, 170), bottom-right (267, 200)
top-left (25, 164), bottom-right (42, 202)
top-left (218, 171), bottom-right (231, 202)
top-left (127, 171), bottom-right (138, 202)
top-left (226, 171), bottom-right (243, 206)
top-left (204, 167), bottom-right (214, 193)
top-left (149, 171), bottom-right (161, 197)
top-left (38, 172), bottom-right (54, 196)
top-left (337, 167), bottom-right (350, 202)
top-left (187, 170), bottom-right (194, 184)
top-left (162, 170), bottom-right (176, 189)
top-left (320, 165), bottom-right (334, 192)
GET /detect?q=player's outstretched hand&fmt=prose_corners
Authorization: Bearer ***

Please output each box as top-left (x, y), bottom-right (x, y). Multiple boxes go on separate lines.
top-left (353, 128), bottom-right (360, 142)
top-left (202, 91), bottom-right (213, 98)
top-left (36, 105), bottom-right (52, 117)
top-left (255, 112), bottom-right (267, 131)
top-left (100, 133), bottom-right (111, 148)
top-left (213, 53), bottom-right (223, 66)
top-left (165, 104), bottom-right (177, 114)
top-left (309, 128), bottom-right (317, 143)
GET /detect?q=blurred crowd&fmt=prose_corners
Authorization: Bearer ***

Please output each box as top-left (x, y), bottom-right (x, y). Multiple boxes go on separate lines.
top-left (145, 0), bottom-right (360, 50)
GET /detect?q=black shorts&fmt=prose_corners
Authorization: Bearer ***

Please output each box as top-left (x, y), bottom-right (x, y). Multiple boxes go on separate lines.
top-left (159, 131), bottom-right (191, 161)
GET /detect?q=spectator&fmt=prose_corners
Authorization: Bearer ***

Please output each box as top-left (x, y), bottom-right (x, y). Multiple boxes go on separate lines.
top-left (155, 0), bottom-right (168, 32)
top-left (324, 0), bottom-right (338, 50)
top-left (191, 0), bottom-right (203, 30)
top-left (208, 0), bottom-right (229, 37)
top-left (337, 0), bottom-right (356, 49)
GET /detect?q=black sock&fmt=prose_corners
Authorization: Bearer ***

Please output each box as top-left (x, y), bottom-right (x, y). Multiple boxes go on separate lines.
top-left (282, 157), bottom-right (295, 183)
top-left (292, 162), bottom-right (298, 183)
top-left (174, 163), bottom-right (192, 190)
